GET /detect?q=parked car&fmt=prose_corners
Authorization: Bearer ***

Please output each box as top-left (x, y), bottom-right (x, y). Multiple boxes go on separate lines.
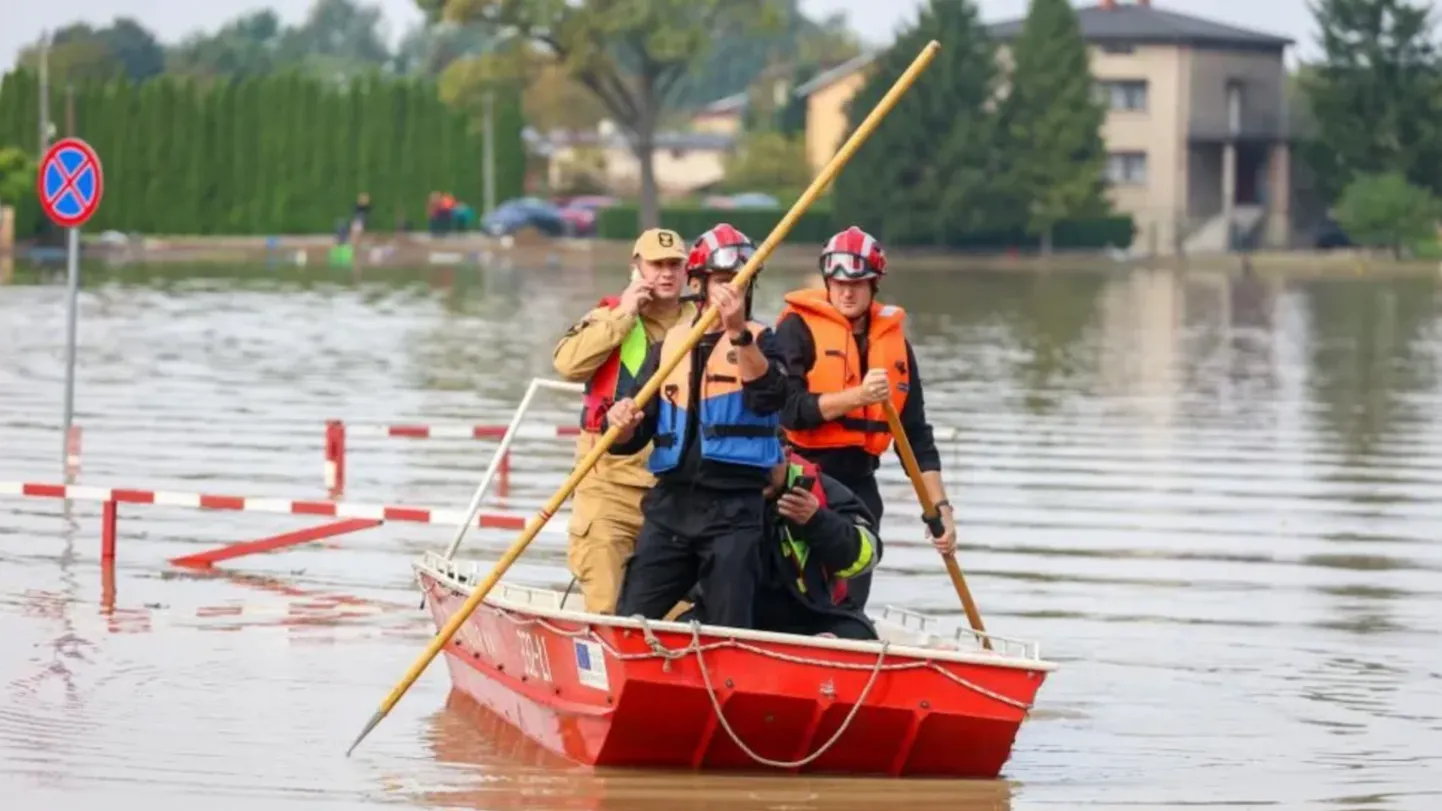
top-left (698, 192), bottom-right (780, 210)
top-left (481, 197), bottom-right (570, 237)
top-left (557, 195), bottom-right (619, 237)
top-left (1314, 216), bottom-right (1352, 250)
top-left (727, 192), bottom-right (780, 209)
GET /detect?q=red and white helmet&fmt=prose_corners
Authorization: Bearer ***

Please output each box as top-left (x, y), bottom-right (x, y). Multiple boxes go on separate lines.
top-left (819, 226), bottom-right (887, 281)
top-left (687, 223), bottom-right (758, 276)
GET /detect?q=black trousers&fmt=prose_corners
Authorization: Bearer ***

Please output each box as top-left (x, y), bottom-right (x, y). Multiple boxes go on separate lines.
top-left (616, 486), bottom-right (766, 629)
top-left (829, 472), bottom-right (883, 611)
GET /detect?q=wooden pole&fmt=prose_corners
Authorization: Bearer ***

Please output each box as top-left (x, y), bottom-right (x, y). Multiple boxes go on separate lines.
top-left (344, 40), bottom-right (945, 757)
top-left (881, 401), bottom-right (989, 649)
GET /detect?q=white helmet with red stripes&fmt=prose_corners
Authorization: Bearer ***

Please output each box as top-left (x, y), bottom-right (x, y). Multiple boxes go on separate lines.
top-left (819, 226), bottom-right (887, 281)
top-left (687, 222), bottom-right (758, 277)
top-left (686, 222), bottom-right (759, 316)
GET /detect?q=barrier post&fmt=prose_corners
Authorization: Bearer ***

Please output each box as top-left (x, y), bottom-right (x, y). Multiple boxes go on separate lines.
top-left (64, 425), bottom-right (82, 480)
top-left (100, 499), bottom-right (117, 562)
top-left (497, 451), bottom-right (512, 498)
top-left (325, 419), bottom-right (346, 494)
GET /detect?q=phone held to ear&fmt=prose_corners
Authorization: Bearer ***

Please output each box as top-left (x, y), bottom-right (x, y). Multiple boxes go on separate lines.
top-left (630, 267), bottom-right (642, 283)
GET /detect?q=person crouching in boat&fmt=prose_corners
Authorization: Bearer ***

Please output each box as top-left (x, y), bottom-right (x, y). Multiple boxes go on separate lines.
top-left (775, 226), bottom-right (957, 611)
top-left (604, 223), bottom-right (790, 629)
top-left (753, 447), bottom-right (883, 640)
top-left (551, 228), bottom-right (694, 614)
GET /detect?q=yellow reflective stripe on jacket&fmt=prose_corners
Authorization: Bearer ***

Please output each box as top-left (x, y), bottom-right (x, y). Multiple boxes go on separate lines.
top-left (833, 524), bottom-right (877, 579)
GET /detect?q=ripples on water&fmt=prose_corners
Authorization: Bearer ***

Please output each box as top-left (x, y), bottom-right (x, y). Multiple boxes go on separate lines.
top-left (2, 261), bottom-right (1441, 810)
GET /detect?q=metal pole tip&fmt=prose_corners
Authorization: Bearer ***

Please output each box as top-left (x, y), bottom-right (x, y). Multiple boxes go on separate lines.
top-left (345, 709), bottom-right (386, 757)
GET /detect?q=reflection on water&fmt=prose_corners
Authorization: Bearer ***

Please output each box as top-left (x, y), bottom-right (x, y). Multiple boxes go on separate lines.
top-left (3, 261), bottom-right (1442, 809)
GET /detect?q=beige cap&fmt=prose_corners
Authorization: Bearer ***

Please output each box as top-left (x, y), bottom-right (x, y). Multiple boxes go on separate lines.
top-left (632, 228), bottom-right (687, 261)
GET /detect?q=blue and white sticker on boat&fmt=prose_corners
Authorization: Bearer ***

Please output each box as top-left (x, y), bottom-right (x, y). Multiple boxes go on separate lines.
top-left (573, 639), bottom-right (609, 691)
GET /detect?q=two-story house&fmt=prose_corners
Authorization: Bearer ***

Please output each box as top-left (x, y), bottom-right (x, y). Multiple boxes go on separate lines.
top-left (797, 1), bottom-right (1298, 255)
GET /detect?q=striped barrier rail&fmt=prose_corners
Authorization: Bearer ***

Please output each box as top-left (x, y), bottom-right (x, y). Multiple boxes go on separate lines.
top-left (0, 481), bottom-right (557, 569)
top-left (325, 415), bottom-right (969, 495)
top-left (325, 377), bottom-right (585, 494)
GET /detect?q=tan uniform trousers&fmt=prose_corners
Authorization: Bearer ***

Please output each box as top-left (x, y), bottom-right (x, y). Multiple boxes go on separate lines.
top-left (567, 475), bottom-right (646, 614)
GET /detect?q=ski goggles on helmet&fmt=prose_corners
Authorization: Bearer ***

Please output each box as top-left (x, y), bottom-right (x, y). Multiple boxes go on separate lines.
top-left (820, 252), bottom-right (879, 280)
top-left (701, 243), bottom-right (757, 273)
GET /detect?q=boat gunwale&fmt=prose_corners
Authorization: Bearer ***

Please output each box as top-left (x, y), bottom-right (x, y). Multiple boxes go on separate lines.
top-left (413, 552), bottom-right (1059, 674)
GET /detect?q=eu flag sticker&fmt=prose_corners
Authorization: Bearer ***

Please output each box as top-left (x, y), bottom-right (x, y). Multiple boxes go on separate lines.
top-left (574, 639), bottom-right (609, 691)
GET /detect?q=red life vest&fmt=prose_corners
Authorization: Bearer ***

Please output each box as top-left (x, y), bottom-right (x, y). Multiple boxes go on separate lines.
top-left (579, 296), bottom-right (650, 433)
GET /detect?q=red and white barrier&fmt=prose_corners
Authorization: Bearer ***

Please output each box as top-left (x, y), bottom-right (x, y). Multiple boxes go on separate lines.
top-left (325, 377), bottom-right (585, 496)
top-left (0, 481), bottom-right (534, 528)
top-left (343, 424), bottom-right (581, 441)
top-left (0, 481), bottom-right (558, 569)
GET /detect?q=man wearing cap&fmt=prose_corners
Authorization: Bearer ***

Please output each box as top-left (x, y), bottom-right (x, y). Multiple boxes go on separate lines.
top-left (552, 228), bottom-right (694, 614)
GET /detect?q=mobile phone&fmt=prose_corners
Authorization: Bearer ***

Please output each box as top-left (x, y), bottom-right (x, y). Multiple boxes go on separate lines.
top-left (792, 474), bottom-right (816, 492)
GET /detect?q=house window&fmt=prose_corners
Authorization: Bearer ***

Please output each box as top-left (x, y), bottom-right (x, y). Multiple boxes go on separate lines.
top-left (1106, 152), bottom-right (1147, 186)
top-left (1097, 80), bottom-right (1148, 111)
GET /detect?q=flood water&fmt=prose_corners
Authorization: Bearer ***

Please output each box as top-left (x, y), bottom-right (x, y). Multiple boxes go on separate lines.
top-left (2, 259), bottom-right (1441, 810)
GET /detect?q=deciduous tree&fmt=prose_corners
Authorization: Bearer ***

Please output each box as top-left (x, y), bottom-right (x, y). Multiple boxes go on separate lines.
top-left (418, 0), bottom-right (778, 228)
top-left (1334, 171), bottom-right (1440, 257)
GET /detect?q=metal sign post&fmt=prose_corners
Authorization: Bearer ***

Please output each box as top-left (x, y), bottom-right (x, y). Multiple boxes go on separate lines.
top-left (36, 137), bottom-right (104, 479)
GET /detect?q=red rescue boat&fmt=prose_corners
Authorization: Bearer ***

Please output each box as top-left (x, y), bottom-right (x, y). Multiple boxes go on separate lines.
top-left (414, 551), bottom-right (1057, 778)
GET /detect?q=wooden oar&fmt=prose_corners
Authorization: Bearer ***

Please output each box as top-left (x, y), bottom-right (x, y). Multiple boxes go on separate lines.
top-left (881, 400), bottom-right (990, 650)
top-left (343, 40), bottom-right (944, 757)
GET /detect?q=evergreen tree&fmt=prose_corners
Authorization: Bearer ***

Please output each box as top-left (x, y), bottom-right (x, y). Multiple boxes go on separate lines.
top-left (1002, 0), bottom-right (1108, 251)
top-left (832, 0), bottom-right (1015, 246)
top-left (1300, 0), bottom-right (1442, 200)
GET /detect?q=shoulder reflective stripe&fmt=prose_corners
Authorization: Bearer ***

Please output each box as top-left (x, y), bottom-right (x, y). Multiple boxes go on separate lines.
top-left (834, 524), bottom-right (877, 579)
top-left (878, 305), bottom-right (899, 317)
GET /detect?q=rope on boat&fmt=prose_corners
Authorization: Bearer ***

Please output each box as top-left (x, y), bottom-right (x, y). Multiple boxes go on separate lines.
top-left (683, 619), bottom-right (889, 769)
top-left (483, 605), bottom-right (1033, 713)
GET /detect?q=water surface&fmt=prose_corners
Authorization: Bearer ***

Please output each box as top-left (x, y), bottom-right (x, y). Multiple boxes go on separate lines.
top-left (2, 260), bottom-right (1441, 810)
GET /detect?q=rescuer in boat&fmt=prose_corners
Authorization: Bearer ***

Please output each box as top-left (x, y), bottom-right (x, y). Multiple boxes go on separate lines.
top-left (604, 223), bottom-right (790, 629)
top-left (753, 447), bottom-right (883, 640)
top-left (776, 226), bottom-right (956, 610)
top-left (552, 228), bottom-right (695, 614)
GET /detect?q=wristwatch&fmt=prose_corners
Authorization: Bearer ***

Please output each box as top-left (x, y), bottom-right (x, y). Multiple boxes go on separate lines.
top-left (730, 329), bottom-right (754, 347)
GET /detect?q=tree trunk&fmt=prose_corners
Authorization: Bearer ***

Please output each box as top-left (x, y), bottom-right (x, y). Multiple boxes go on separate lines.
top-left (636, 138), bottom-right (660, 229)
top-left (633, 69), bottom-right (661, 230)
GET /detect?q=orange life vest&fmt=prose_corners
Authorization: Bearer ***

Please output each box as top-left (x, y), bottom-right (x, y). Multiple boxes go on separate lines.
top-left (578, 296), bottom-right (650, 433)
top-left (779, 288), bottom-right (910, 456)
top-left (648, 320), bottom-right (783, 473)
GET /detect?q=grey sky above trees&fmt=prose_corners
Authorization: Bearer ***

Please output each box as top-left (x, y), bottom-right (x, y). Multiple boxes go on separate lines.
top-left (4, 0), bottom-right (1316, 73)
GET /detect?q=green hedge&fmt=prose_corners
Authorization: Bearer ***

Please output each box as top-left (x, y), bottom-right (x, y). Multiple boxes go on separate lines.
top-left (598, 205), bottom-right (1134, 251)
top-left (0, 69), bottom-right (524, 238)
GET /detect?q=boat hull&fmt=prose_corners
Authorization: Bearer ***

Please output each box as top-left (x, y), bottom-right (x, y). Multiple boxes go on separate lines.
top-left (417, 565), bottom-right (1052, 778)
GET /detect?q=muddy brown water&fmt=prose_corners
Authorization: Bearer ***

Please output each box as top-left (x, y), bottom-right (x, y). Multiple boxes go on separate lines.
top-left (2, 261), bottom-right (1440, 810)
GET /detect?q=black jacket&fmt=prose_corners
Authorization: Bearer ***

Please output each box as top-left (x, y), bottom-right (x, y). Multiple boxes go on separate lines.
top-left (756, 471), bottom-right (883, 630)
